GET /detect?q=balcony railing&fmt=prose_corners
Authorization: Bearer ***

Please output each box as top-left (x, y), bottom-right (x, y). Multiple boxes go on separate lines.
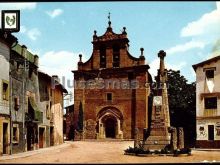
top-left (204, 109), bottom-right (218, 117)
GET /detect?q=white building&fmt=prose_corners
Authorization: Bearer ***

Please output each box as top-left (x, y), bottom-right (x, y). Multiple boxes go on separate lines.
top-left (193, 55), bottom-right (220, 148)
top-left (0, 31), bottom-right (17, 155)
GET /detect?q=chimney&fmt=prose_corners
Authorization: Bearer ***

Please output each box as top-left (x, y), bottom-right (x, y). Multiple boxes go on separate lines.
top-left (52, 75), bottom-right (60, 83)
top-left (34, 55), bottom-right (39, 66)
top-left (21, 45), bottom-right (27, 58)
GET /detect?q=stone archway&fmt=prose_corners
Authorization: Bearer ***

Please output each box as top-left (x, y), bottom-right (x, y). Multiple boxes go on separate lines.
top-left (97, 106), bottom-right (123, 139)
top-left (103, 116), bottom-right (117, 138)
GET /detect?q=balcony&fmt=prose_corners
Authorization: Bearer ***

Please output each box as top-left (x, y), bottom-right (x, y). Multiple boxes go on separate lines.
top-left (204, 109), bottom-right (218, 117)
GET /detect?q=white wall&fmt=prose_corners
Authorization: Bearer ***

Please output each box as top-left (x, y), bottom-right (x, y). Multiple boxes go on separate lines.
top-left (0, 41), bottom-right (10, 115)
top-left (196, 60), bottom-right (220, 117)
top-left (197, 119), bottom-right (220, 140)
top-left (196, 59), bottom-right (220, 141)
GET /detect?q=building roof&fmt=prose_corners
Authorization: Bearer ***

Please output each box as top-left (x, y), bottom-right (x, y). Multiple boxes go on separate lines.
top-left (92, 16), bottom-right (129, 44)
top-left (38, 71), bottom-right (68, 94)
top-left (192, 55), bottom-right (220, 71)
top-left (11, 43), bottom-right (39, 66)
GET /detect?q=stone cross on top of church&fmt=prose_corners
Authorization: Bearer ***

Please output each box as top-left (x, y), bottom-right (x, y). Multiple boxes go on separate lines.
top-left (108, 12), bottom-right (111, 27)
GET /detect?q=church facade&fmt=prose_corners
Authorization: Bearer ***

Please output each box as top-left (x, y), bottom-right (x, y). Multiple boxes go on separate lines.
top-left (72, 19), bottom-right (152, 139)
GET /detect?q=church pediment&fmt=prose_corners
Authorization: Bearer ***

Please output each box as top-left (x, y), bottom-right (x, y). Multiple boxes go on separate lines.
top-left (93, 27), bottom-right (127, 42)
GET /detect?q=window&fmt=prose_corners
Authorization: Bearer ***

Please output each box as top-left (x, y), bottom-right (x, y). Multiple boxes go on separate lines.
top-left (113, 45), bottom-right (120, 67)
top-left (107, 93), bottom-right (112, 101)
top-left (13, 124), bottom-right (19, 143)
top-left (199, 126), bottom-right (204, 131)
top-left (128, 72), bottom-right (134, 80)
top-left (205, 97), bottom-right (217, 109)
top-left (29, 68), bottom-right (33, 79)
top-left (206, 69), bottom-right (214, 79)
top-left (14, 96), bottom-right (20, 110)
top-left (46, 104), bottom-right (50, 119)
top-left (208, 125), bottom-right (214, 140)
top-left (16, 61), bottom-right (20, 71)
top-left (100, 46), bottom-right (106, 68)
top-left (2, 81), bottom-right (9, 101)
top-left (216, 124), bottom-right (220, 136)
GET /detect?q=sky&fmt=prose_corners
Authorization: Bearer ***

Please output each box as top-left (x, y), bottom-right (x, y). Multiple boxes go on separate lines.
top-left (0, 2), bottom-right (220, 105)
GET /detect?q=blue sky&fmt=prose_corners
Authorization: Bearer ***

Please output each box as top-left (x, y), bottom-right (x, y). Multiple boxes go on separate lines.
top-left (0, 2), bottom-right (220, 98)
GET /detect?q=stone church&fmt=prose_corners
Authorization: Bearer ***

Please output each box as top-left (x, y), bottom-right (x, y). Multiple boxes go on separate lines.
top-left (72, 18), bottom-right (152, 139)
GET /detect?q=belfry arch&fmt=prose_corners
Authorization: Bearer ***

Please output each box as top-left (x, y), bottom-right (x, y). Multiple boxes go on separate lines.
top-left (96, 106), bottom-right (123, 139)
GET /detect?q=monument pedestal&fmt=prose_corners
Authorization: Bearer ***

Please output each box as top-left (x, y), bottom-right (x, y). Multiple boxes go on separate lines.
top-left (143, 105), bottom-right (171, 151)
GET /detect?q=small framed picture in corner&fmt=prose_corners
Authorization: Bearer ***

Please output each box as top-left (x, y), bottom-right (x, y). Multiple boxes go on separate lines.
top-left (1, 10), bottom-right (20, 32)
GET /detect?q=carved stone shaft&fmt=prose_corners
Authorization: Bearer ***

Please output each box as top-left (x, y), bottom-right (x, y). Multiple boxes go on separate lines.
top-left (178, 127), bottom-right (184, 149)
top-left (170, 127), bottom-right (177, 150)
top-left (134, 128), bottom-right (140, 148)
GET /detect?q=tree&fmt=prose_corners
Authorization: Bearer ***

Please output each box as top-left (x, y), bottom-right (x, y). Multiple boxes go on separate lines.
top-left (77, 101), bottom-right (84, 139)
top-left (166, 69), bottom-right (196, 147)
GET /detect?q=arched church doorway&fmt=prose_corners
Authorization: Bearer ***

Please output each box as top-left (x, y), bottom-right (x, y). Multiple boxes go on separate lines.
top-left (96, 106), bottom-right (123, 139)
top-left (104, 117), bottom-right (116, 138)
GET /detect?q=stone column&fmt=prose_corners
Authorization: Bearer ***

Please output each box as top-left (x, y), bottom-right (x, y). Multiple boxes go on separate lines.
top-left (98, 119), bottom-right (101, 138)
top-left (134, 128), bottom-right (140, 148)
top-left (117, 118), bottom-right (120, 138)
top-left (178, 127), bottom-right (184, 149)
top-left (170, 127), bottom-right (177, 150)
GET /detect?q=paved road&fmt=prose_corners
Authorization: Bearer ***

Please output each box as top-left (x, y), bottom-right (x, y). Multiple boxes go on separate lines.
top-left (0, 140), bottom-right (220, 163)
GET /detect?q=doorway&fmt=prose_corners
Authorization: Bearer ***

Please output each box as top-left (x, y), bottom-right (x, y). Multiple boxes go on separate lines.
top-left (27, 126), bottom-right (35, 151)
top-left (39, 127), bottom-right (45, 148)
top-left (208, 125), bottom-right (214, 141)
top-left (3, 123), bottom-right (8, 154)
top-left (50, 127), bottom-right (54, 146)
top-left (105, 118), bottom-right (116, 138)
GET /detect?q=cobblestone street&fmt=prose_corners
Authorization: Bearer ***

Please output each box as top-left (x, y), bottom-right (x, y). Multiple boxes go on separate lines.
top-left (0, 141), bottom-right (220, 163)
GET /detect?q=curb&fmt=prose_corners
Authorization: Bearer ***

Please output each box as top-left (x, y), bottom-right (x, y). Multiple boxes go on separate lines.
top-left (192, 148), bottom-right (220, 152)
top-left (0, 143), bottom-right (70, 161)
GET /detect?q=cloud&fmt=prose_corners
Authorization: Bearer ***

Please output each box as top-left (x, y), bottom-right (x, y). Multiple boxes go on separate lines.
top-left (210, 39), bottom-right (220, 58)
top-left (0, 3), bottom-right (37, 10)
top-left (39, 51), bottom-right (85, 93)
top-left (166, 2), bottom-right (220, 59)
top-left (149, 58), bottom-right (187, 79)
top-left (166, 40), bottom-right (205, 55)
top-left (20, 26), bottom-right (27, 34)
top-left (46, 9), bottom-right (63, 18)
top-left (180, 2), bottom-right (220, 54)
top-left (27, 28), bottom-right (41, 41)
top-left (181, 9), bottom-right (220, 38)
top-left (217, 2), bottom-right (220, 10)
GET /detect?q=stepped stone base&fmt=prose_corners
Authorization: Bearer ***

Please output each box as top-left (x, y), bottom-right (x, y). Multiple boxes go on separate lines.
top-left (143, 135), bottom-right (170, 151)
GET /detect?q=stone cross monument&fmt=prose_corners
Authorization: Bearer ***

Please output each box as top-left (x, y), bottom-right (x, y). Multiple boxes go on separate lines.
top-left (143, 50), bottom-right (171, 151)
